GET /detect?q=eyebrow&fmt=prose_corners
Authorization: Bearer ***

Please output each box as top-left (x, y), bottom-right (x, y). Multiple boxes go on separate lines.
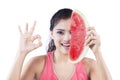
top-left (56, 29), bottom-right (65, 31)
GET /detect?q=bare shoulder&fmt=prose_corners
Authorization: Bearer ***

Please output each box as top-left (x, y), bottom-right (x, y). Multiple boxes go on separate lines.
top-left (29, 54), bottom-right (46, 74)
top-left (82, 57), bottom-right (96, 66)
top-left (21, 54), bottom-right (46, 80)
top-left (81, 57), bottom-right (96, 76)
top-left (30, 54), bottom-right (46, 66)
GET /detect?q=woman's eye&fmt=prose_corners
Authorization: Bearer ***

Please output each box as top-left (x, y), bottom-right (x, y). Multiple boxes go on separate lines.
top-left (57, 31), bottom-right (64, 35)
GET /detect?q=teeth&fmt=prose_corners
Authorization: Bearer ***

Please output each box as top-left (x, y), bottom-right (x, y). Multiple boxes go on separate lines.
top-left (62, 43), bottom-right (70, 47)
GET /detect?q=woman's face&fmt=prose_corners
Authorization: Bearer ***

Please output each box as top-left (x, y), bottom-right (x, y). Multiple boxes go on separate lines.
top-left (51, 18), bottom-right (71, 54)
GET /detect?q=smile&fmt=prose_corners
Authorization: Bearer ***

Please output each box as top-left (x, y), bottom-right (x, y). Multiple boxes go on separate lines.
top-left (61, 43), bottom-right (70, 47)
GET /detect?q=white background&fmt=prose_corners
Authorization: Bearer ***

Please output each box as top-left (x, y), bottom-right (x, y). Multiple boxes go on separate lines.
top-left (0, 0), bottom-right (120, 80)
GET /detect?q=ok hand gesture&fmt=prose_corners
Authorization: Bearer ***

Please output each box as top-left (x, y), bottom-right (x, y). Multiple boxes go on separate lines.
top-left (18, 21), bottom-right (42, 55)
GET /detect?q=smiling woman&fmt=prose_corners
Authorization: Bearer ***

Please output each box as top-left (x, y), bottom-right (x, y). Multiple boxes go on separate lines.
top-left (51, 19), bottom-right (71, 54)
top-left (8, 8), bottom-right (112, 80)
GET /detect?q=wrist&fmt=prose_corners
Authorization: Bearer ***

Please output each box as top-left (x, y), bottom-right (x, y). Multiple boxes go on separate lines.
top-left (17, 50), bottom-right (28, 57)
top-left (94, 47), bottom-right (104, 61)
top-left (93, 47), bottom-right (103, 58)
top-left (94, 47), bottom-right (101, 54)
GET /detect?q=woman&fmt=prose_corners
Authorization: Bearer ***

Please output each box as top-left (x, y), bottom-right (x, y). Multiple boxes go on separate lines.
top-left (8, 8), bottom-right (112, 80)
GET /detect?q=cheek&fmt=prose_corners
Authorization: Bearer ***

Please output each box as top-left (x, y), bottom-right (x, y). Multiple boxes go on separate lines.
top-left (54, 38), bottom-right (60, 43)
top-left (52, 32), bottom-right (63, 45)
top-left (53, 37), bottom-right (61, 46)
top-left (53, 33), bottom-right (62, 41)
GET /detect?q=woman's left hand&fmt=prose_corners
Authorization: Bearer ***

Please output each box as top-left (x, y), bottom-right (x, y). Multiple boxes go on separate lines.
top-left (85, 27), bottom-right (101, 54)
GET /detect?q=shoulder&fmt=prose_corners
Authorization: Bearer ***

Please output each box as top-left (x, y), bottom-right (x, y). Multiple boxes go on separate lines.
top-left (29, 54), bottom-right (46, 72)
top-left (81, 57), bottom-right (97, 76)
top-left (30, 55), bottom-right (46, 64)
top-left (82, 57), bottom-right (96, 67)
top-left (21, 54), bottom-right (47, 79)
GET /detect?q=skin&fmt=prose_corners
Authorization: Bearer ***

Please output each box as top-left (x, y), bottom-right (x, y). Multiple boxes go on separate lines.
top-left (8, 19), bottom-right (112, 80)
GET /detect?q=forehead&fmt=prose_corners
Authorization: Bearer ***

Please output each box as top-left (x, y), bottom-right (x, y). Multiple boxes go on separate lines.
top-left (54, 19), bottom-right (71, 30)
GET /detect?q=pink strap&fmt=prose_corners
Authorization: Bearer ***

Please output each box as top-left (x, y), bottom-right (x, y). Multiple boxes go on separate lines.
top-left (40, 52), bottom-right (88, 80)
top-left (40, 52), bottom-right (58, 80)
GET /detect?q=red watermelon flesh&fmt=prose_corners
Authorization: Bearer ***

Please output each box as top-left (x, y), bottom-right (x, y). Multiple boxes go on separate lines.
top-left (69, 11), bottom-right (87, 62)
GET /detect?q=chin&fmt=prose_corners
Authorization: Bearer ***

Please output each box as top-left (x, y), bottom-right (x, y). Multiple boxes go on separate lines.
top-left (61, 49), bottom-right (69, 55)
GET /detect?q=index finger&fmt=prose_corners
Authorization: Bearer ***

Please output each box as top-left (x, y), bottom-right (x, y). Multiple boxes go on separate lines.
top-left (29, 21), bottom-right (37, 35)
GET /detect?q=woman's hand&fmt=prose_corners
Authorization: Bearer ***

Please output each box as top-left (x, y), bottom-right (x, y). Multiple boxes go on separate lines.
top-left (85, 27), bottom-right (101, 54)
top-left (18, 21), bottom-right (42, 55)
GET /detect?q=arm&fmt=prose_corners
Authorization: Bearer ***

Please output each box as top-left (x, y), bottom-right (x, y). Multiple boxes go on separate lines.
top-left (90, 49), bottom-right (112, 80)
top-left (8, 21), bottom-right (42, 80)
top-left (86, 27), bottom-right (112, 80)
top-left (21, 55), bottom-right (45, 80)
top-left (8, 51), bottom-right (27, 80)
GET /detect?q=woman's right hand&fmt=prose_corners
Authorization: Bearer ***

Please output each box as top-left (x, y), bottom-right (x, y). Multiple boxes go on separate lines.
top-left (18, 21), bottom-right (42, 55)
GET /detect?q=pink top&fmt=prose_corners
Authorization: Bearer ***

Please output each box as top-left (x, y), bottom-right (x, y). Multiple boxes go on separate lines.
top-left (40, 52), bottom-right (88, 80)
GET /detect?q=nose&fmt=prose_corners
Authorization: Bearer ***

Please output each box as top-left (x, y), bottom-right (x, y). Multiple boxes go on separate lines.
top-left (63, 32), bottom-right (71, 42)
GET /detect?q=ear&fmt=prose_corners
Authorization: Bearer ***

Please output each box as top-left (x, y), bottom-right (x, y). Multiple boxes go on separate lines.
top-left (50, 31), bottom-right (54, 39)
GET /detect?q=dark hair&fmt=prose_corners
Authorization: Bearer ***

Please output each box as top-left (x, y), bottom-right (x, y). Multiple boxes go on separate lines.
top-left (47, 8), bottom-right (73, 52)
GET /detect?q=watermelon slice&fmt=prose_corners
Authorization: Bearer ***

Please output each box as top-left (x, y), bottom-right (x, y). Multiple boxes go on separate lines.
top-left (69, 10), bottom-right (89, 63)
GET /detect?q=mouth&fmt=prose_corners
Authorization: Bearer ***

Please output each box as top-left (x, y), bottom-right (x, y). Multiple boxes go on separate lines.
top-left (61, 43), bottom-right (70, 48)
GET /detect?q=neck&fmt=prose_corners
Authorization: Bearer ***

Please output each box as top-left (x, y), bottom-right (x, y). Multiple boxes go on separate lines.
top-left (53, 50), bottom-right (69, 64)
